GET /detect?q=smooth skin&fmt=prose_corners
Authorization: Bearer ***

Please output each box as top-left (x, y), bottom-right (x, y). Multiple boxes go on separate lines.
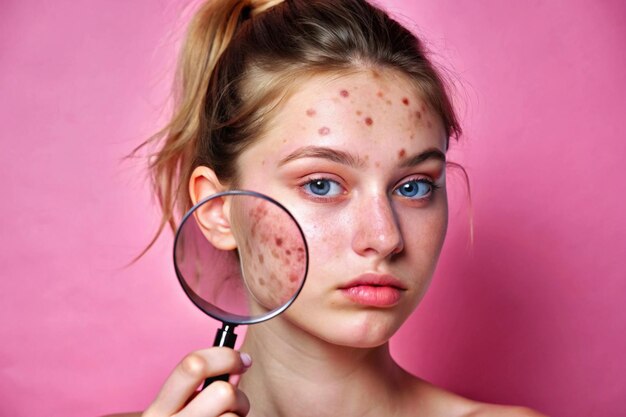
top-left (106, 69), bottom-right (548, 417)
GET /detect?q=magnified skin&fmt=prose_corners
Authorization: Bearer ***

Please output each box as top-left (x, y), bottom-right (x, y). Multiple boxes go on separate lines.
top-left (230, 197), bottom-right (306, 312)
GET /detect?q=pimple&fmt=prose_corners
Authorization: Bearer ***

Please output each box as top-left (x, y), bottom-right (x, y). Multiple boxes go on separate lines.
top-left (259, 278), bottom-right (266, 286)
top-left (318, 126), bottom-right (331, 136)
top-left (415, 111), bottom-right (422, 119)
top-left (340, 89), bottom-right (349, 98)
top-left (377, 91), bottom-right (384, 98)
top-left (364, 117), bottom-right (373, 126)
top-left (398, 148), bottom-right (406, 159)
top-left (306, 108), bottom-right (316, 117)
top-left (375, 161), bottom-right (381, 168)
top-left (275, 237), bottom-right (283, 246)
top-left (402, 97), bottom-right (410, 106)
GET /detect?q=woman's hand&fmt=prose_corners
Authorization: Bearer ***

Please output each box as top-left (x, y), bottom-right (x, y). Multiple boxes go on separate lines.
top-left (142, 347), bottom-right (252, 417)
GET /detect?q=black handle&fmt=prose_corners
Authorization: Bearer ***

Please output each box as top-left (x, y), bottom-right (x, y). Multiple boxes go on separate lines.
top-left (202, 323), bottom-right (238, 389)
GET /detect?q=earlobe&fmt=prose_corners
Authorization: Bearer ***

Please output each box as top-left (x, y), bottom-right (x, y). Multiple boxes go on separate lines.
top-left (189, 166), bottom-right (237, 250)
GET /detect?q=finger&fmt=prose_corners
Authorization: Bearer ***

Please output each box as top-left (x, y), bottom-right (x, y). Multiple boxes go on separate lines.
top-left (177, 380), bottom-right (250, 417)
top-left (145, 348), bottom-right (251, 416)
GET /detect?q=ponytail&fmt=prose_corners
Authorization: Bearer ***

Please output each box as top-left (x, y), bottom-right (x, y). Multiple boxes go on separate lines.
top-left (137, 0), bottom-right (285, 256)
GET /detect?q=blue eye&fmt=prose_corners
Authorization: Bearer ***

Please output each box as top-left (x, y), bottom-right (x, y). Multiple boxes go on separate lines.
top-left (395, 179), bottom-right (434, 199)
top-left (303, 178), bottom-right (342, 196)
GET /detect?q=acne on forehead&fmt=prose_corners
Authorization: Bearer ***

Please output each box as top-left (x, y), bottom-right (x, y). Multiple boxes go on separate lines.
top-left (286, 74), bottom-right (443, 152)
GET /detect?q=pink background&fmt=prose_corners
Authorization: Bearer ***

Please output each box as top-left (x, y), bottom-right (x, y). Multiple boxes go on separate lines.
top-left (1, 1), bottom-right (624, 416)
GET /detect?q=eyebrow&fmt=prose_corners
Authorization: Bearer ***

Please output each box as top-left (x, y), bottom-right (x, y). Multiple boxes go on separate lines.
top-left (278, 146), bottom-right (366, 168)
top-left (399, 148), bottom-right (446, 167)
top-left (278, 145), bottom-right (446, 168)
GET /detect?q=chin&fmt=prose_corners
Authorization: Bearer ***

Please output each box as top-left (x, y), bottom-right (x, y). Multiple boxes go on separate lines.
top-left (297, 307), bottom-right (410, 349)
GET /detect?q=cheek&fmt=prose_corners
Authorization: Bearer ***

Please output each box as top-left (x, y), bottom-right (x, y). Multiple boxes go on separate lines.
top-left (400, 200), bottom-right (448, 263)
top-left (241, 202), bottom-right (307, 307)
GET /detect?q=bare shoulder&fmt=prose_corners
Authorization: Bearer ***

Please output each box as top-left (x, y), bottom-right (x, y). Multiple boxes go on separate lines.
top-left (465, 403), bottom-right (548, 417)
top-left (402, 376), bottom-right (547, 417)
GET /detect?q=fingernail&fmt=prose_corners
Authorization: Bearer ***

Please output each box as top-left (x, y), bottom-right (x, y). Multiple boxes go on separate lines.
top-left (240, 352), bottom-right (252, 368)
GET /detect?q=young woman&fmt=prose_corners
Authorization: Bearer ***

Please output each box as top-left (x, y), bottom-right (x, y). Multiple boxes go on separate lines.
top-left (113, 0), bottom-right (547, 415)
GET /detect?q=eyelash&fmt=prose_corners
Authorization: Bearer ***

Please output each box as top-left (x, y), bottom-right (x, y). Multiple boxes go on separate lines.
top-left (299, 176), bottom-right (440, 201)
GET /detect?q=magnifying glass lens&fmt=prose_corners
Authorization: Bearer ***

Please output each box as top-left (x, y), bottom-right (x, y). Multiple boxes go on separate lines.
top-left (173, 190), bottom-right (308, 327)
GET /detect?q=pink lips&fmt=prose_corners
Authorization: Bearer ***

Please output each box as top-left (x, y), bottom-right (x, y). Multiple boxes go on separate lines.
top-left (339, 274), bottom-right (406, 307)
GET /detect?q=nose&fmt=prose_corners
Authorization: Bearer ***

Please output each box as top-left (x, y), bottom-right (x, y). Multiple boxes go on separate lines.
top-left (351, 195), bottom-right (404, 259)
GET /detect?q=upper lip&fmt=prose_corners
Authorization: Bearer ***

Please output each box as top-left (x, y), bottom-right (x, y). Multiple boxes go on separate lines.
top-left (339, 273), bottom-right (407, 290)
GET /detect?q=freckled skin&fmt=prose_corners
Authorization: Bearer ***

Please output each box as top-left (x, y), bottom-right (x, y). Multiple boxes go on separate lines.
top-left (230, 198), bottom-right (307, 311)
top-left (234, 69), bottom-right (448, 348)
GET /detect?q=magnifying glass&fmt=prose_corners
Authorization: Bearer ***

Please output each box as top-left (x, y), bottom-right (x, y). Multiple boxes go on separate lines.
top-left (173, 190), bottom-right (308, 388)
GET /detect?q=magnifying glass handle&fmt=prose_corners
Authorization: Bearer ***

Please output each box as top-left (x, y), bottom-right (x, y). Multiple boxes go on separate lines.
top-left (202, 323), bottom-right (238, 389)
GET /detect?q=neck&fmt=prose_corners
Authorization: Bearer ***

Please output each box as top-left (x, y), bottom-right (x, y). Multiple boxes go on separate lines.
top-left (238, 317), bottom-right (410, 417)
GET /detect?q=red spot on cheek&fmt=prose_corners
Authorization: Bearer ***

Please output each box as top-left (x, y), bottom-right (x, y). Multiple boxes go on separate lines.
top-left (364, 117), bottom-right (373, 126)
top-left (398, 148), bottom-right (406, 158)
top-left (318, 127), bottom-right (331, 136)
top-left (275, 237), bottom-right (283, 246)
top-left (402, 97), bottom-right (410, 106)
top-left (306, 108), bottom-right (316, 117)
top-left (340, 89), bottom-right (349, 98)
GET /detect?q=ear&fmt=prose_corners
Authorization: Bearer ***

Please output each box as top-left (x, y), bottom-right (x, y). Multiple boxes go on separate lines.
top-left (189, 166), bottom-right (237, 250)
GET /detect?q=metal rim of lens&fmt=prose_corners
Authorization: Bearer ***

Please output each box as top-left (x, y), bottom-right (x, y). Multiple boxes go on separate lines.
top-left (173, 189), bottom-right (309, 326)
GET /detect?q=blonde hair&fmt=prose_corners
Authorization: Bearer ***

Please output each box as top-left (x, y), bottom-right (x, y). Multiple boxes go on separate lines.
top-left (138, 0), bottom-right (464, 253)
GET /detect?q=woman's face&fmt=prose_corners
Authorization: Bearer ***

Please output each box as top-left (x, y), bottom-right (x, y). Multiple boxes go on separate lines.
top-left (233, 69), bottom-right (448, 347)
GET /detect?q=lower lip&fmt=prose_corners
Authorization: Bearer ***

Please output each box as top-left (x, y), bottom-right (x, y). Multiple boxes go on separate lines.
top-left (340, 286), bottom-right (402, 307)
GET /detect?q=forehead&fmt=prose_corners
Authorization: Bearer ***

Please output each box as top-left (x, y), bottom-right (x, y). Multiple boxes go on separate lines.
top-left (238, 69), bottom-right (447, 169)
